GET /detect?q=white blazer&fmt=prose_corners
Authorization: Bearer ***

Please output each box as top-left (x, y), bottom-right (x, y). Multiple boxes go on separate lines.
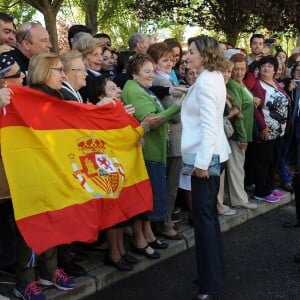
top-left (181, 69), bottom-right (231, 170)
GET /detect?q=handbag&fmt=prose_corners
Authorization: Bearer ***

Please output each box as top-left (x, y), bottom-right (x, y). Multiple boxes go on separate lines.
top-left (223, 117), bottom-right (234, 138)
top-left (181, 153), bottom-right (220, 176)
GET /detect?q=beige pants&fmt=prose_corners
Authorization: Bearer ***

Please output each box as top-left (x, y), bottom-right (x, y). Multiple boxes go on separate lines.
top-left (227, 140), bottom-right (249, 206)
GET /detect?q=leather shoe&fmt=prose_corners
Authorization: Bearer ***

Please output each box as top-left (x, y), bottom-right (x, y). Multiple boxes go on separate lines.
top-left (122, 252), bottom-right (139, 264)
top-left (283, 218), bottom-right (300, 228)
top-left (104, 255), bottom-right (133, 271)
top-left (148, 239), bottom-right (168, 249)
top-left (131, 244), bottom-right (160, 259)
top-left (59, 261), bottom-right (86, 277)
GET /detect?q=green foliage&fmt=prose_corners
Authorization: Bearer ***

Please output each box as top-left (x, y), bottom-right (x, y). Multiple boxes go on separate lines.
top-left (0, 0), bottom-right (36, 24)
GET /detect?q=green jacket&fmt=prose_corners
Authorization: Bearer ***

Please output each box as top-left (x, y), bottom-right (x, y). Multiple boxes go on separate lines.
top-left (121, 80), bottom-right (180, 164)
top-left (227, 78), bottom-right (254, 142)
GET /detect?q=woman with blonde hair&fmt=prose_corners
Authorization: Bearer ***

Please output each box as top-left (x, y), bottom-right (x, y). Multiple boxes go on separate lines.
top-left (181, 35), bottom-right (231, 300)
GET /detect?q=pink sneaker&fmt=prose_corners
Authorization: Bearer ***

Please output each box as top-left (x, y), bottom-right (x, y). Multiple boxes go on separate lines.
top-left (271, 189), bottom-right (285, 198)
top-left (254, 194), bottom-right (280, 203)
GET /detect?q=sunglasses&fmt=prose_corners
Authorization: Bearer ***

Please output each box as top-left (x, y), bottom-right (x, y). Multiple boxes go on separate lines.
top-left (21, 21), bottom-right (41, 42)
top-left (4, 69), bottom-right (21, 79)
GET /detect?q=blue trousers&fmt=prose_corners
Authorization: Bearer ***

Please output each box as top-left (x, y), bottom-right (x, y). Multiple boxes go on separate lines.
top-left (191, 174), bottom-right (224, 294)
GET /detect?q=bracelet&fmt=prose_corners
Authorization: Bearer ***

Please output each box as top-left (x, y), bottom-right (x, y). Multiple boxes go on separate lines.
top-left (141, 121), bottom-right (150, 133)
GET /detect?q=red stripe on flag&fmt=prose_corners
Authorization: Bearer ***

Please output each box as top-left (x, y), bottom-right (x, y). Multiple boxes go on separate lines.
top-left (16, 179), bottom-right (152, 254)
top-left (2, 85), bottom-right (140, 130)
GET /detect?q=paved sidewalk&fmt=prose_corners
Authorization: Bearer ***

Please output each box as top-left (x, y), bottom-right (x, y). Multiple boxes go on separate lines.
top-left (0, 192), bottom-right (293, 299)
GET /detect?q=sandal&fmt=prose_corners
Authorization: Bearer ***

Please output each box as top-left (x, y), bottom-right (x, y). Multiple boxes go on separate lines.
top-left (131, 244), bottom-right (160, 259)
top-left (158, 231), bottom-right (184, 240)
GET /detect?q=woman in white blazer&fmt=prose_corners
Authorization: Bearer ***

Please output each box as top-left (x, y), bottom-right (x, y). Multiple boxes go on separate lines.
top-left (181, 35), bottom-right (231, 300)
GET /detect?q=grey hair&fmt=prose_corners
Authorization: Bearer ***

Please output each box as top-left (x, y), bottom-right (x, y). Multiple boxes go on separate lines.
top-left (128, 33), bottom-right (146, 50)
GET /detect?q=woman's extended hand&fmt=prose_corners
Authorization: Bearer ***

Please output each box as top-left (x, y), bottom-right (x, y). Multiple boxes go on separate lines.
top-left (143, 113), bottom-right (164, 126)
top-left (192, 167), bottom-right (209, 179)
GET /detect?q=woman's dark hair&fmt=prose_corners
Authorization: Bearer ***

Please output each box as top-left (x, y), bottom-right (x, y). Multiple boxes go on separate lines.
top-left (258, 55), bottom-right (279, 73)
top-left (126, 53), bottom-right (154, 79)
top-left (164, 38), bottom-right (183, 68)
top-left (87, 74), bottom-right (113, 104)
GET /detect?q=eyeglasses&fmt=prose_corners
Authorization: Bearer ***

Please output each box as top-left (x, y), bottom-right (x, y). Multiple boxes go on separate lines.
top-left (4, 69), bottom-right (21, 79)
top-left (71, 68), bottom-right (86, 73)
top-left (21, 21), bottom-right (41, 42)
top-left (51, 67), bottom-right (65, 74)
top-left (180, 60), bottom-right (188, 65)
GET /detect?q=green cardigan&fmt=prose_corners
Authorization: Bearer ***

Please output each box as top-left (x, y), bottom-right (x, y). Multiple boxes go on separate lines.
top-left (121, 80), bottom-right (180, 164)
top-left (226, 78), bottom-right (254, 142)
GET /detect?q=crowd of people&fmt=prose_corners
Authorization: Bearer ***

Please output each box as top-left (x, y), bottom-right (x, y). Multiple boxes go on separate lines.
top-left (0, 11), bottom-right (299, 300)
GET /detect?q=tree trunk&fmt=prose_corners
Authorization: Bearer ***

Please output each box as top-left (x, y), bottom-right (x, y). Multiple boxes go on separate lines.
top-left (84, 0), bottom-right (99, 34)
top-left (43, 9), bottom-right (59, 53)
top-left (225, 30), bottom-right (240, 48)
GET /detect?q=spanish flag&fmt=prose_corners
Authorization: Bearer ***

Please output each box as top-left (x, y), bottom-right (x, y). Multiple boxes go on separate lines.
top-left (0, 85), bottom-right (152, 254)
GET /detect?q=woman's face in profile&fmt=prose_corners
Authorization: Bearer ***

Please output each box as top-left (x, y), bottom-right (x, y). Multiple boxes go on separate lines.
top-left (188, 42), bottom-right (205, 72)
top-left (46, 60), bottom-right (66, 90)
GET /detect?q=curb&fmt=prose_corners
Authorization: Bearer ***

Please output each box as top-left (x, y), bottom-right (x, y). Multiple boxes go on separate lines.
top-left (22, 193), bottom-right (295, 299)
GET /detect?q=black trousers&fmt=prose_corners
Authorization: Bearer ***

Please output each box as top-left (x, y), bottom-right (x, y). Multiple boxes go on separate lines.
top-left (191, 173), bottom-right (224, 295)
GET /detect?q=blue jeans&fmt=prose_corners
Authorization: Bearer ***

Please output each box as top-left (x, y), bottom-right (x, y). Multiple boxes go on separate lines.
top-left (145, 161), bottom-right (168, 222)
top-left (278, 138), bottom-right (293, 185)
top-left (191, 173), bottom-right (224, 294)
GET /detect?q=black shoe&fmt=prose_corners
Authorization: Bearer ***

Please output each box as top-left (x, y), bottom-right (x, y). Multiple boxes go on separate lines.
top-left (148, 239), bottom-right (169, 249)
top-left (104, 255), bottom-right (133, 271)
top-left (59, 261), bottom-right (86, 277)
top-left (122, 252), bottom-right (139, 264)
top-left (282, 218), bottom-right (300, 228)
top-left (171, 213), bottom-right (182, 224)
top-left (131, 244), bottom-right (160, 259)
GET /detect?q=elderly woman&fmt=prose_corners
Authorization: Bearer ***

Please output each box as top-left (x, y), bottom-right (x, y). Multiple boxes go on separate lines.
top-left (181, 35), bottom-right (231, 300)
top-left (249, 55), bottom-right (289, 202)
top-left (60, 50), bottom-right (88, 102)
top-left (27, 53), bottom-right (76, 292)
top-left (147, 42), bottom-right (184, 240)
top-left (73, 37), bottom-right (103, 103)
top-left (226, 53), bottom-right (258, 210)
top-left (121, 53), bottom-right (180, 259)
